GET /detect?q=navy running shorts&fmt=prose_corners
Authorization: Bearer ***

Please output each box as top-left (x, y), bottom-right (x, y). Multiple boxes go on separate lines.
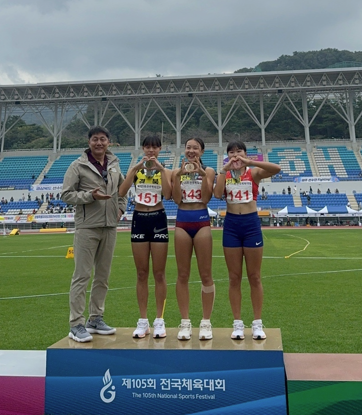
top-left (223, 211), bottom-right (263, 248)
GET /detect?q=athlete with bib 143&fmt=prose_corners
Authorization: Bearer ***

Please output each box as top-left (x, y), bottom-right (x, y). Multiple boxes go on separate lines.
top-left (119, 135), bottom-right (172, 339)
top-left (214, 141), bottom-right (281, 341)
top-left (172, 137), bottom-right (216, 341)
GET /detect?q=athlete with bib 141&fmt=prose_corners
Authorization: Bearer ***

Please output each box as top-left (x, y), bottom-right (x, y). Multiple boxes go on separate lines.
top-left (119, 135), bottom-right (172, 339)
top-left (214, 141), bottom-right (280, 341)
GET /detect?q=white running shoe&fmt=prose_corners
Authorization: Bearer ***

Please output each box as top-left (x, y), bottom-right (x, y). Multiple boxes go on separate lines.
top-left (231, 320), bottom-right (245, 340)
top-left (199, 319), bottom-right (213, 340)
top-left (252, 319), bottom-right (266, 340)
top-left (133, 318), bottom-right (150, 338)
top-left (153, 318), bottom-right (166, 338)
top-left (177, 319), bottom-right (192, 340)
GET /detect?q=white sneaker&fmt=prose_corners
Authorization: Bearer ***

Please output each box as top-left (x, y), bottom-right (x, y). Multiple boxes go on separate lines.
top-left (199, 319), bottom-right (212, 340)
top-left (252, 319), bottom-right (266, 340)
top-left (231, 320), bottom-right (245, 340)
top-left (177, 319), bottom-right (192, 340)
top-left (133, 318), bottom-right (150, 338)
top-left (153, 318), bottom-right (166, 338)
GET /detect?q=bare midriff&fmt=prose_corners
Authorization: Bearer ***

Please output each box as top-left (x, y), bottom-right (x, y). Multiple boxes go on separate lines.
top-left (226, 199), bottom-right (257, 215)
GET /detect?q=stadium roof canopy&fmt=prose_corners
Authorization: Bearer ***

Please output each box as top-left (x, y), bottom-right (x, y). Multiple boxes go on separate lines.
top-left (1, 67), bottom-right (362, 152)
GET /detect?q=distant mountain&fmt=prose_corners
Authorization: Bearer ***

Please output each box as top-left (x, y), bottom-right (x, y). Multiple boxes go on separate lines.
top-left (235, 48), bottom-right (362, 73)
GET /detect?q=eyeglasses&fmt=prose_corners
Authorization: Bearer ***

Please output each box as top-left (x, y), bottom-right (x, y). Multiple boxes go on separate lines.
top-left (102, 170), bottom-right (108, 184)
top-left (90, 136), bottom-right (108, 143)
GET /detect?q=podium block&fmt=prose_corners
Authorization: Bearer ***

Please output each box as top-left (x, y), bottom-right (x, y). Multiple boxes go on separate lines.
top-left (45, 328), bottom-right (287, 414)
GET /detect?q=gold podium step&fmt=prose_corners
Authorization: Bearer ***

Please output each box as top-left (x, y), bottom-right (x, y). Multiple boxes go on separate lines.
top-left (49, 327), bottom-right (283, 351)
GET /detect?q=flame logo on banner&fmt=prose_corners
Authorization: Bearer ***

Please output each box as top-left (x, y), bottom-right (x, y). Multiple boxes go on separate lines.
top-left (100, 369), bottom-right (116, 404)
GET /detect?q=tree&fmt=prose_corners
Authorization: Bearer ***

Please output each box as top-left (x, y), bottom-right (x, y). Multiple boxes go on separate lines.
top-left (2, 116), bottom-right (50, 150)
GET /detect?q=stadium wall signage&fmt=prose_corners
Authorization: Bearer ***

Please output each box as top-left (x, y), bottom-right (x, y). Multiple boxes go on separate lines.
top-left (31, 184), bottom-right (63, 191)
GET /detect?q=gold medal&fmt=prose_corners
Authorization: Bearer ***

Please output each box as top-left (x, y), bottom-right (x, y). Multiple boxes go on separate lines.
top-left (231, 170), bottom-right (241, 183)
top-left (185, 163), bottom-right (195, 172)
top-left (144, 160), bottom-right (154, 169)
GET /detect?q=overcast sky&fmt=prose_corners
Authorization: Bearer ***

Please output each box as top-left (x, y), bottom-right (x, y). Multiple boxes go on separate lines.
top-left (0, 0), bottom-right (362, 85)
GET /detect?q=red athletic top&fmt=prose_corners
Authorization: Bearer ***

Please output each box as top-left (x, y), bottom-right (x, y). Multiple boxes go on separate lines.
top-left (224, 167), bottom-right (258, 203)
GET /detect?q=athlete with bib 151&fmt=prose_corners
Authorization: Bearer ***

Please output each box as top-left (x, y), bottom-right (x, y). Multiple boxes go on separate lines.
top-left (172, 137), bottom-right (216, 341)
top-left (214, 141), bottom-right (281, 341)
top-left (119, 135), bottom-right (172, 339)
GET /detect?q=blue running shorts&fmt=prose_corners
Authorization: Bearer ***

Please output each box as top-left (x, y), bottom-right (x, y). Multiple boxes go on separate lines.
top-left (223, 211), bottom-right (263, 248)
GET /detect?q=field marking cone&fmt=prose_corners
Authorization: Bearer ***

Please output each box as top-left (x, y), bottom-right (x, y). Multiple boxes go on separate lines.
top-left (66, 247), bottom-right (74, 259)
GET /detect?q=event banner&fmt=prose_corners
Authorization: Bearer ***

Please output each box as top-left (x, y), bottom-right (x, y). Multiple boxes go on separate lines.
top-left (0, 213), bottom-right (75, 223)
top-left (31, 184), bottom-right (63, 191)
top-left (45, 349), bottom-right (287, 414)
top-left (294, 176), bottom-right (339, 183)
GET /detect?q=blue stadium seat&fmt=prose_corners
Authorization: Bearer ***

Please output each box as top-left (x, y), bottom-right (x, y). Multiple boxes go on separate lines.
top-left (113, 152), bottom-right (133, 174)
top-left (315, 146), bottom-right (362, 181)
top-left (257, 194), bottom-right (294, 209)
top-left (267, 147), bottom-right (312, 182)
top-left (0, 156), bottom-right (48, 189)
top-left (300, 192), bottom-right (349, 210)
top-left (41, 154), bottom-right (80, 184)
top-left (1, 200), bottom-right (40, 214)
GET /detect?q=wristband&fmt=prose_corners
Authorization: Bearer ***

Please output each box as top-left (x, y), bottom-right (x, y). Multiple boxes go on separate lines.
top-left (219, 169), bottom-right (226, 175)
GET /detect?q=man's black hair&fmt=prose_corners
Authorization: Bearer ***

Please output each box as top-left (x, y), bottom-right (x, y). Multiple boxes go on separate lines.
top-left (88, 126), bottom-right (110, 139)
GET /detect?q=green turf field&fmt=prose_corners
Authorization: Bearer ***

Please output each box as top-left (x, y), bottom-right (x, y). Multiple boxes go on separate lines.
top-left (0, 228), bottom-right (361, 352)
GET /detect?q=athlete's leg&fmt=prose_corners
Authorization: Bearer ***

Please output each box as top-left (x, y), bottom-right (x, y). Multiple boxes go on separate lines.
top-left (243, 247), bottom-right (264, 320)
top-left (132, 242), bottom-right (151, 318)
top-left (174, 227), bottom-right (193, 319)
top-left (150, 242), bottom-right (168, 318)
top-left (194, 226), bottom-right (214, 319)
top-left (224, 246), bottom-right (243, 320)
